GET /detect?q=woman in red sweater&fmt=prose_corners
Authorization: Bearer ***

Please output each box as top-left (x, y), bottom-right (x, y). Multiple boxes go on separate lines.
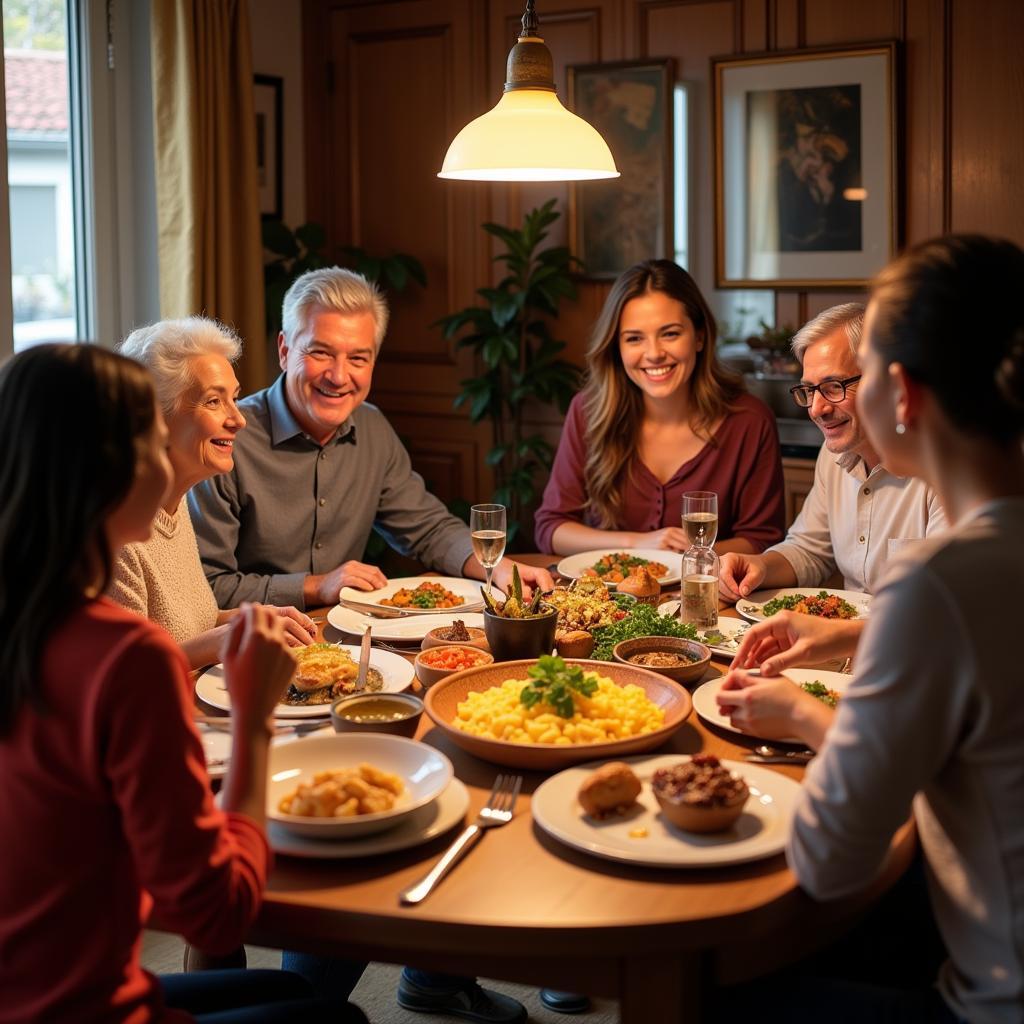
top-left (534, 260), bottom-right (785, 555)
top-left (0, 345), bottom-right (365, 1023)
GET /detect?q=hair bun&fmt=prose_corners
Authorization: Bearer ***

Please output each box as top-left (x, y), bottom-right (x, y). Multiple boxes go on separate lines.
top-left (995, 328), bottom-right (1024, 413)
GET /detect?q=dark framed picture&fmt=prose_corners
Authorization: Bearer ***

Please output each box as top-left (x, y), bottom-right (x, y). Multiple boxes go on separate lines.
top-left (567, 59), bottom-right (675, 279)
top-left (713, 44), bottom-right (897, 288)
top-left (254, 74), bottom-right (283, 220)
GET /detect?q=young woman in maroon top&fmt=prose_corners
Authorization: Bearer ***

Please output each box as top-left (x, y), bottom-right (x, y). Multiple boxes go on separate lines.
top-left (0, 345), bottom-right (364, 1023)
top-left (534, 260), bottom-right (785, 555)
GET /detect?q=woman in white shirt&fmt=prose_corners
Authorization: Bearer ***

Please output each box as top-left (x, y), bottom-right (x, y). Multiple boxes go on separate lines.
top-left (718, 235), bottom-right (1024, 1023)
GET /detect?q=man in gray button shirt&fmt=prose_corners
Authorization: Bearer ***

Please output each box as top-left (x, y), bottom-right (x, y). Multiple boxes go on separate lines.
top-left (189, 267), bottom-right (553, 612)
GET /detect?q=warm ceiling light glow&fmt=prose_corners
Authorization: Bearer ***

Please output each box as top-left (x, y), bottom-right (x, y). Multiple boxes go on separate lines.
top-left (438, 1), bottom-right (619, 183)
top-left (843, 187), bottom-right (868, 201)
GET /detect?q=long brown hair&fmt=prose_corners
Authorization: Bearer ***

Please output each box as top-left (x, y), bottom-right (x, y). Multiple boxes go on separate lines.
top-left (581, 260), bottom-right (744, 528)
top-left (0, 344), bottom-right (157, 736)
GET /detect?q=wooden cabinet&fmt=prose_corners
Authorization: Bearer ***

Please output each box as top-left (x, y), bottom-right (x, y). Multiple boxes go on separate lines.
top-left (782, 457), bottom-right (815, 528)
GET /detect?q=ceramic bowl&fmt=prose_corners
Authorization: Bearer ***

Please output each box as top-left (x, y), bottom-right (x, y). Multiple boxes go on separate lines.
top-left (482, 606), bottom-right (558, 662)
top-left (414, 645), bottom-right (494, 690)
top-left (266, 732), bottom-right (451, 838)
top-left (421, 624), bottom-right (489, 652)
top-left (423, 659), bottom-right (692, 771)
top-left (330, 692), bottom-right (424, 738)
top-left (612, 636), bottom-right (712, 687)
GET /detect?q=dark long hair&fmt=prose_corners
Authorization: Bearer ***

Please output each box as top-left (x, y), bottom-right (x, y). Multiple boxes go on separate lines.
top-left (0, 344), bottom-right (157, 735)
top-left (581, 260), bottom-right (744, 528)
top-left (870, 235), bottom-right (1024, 443)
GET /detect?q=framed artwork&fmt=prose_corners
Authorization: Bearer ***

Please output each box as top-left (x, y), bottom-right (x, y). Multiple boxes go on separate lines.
top-left (567, 59), bottom-right (675, 279)
top-left (713, 44), bottom-right (897, 288)
top-left (254, 74), bottom-right (283, 220)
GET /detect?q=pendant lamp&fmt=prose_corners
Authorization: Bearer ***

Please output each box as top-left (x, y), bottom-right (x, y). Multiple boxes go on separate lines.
top-left (438, 0), bottom-right (620, 182)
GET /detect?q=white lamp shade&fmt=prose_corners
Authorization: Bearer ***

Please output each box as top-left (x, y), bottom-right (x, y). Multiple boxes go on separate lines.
top-left (439, 89), bottom-right (620, 182)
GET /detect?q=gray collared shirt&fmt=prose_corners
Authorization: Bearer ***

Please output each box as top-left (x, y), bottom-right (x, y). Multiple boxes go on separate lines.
top-left (187, 374), bottom-right (475, 609)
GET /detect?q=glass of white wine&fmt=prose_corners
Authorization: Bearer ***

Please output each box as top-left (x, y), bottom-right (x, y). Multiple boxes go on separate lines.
top-left (470, 503), bottom-right (507, 599)
top-left (682, 491), bottom-right (719, 548)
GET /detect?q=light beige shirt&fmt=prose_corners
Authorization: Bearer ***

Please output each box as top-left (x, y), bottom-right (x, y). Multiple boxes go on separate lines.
top-left (768, 445), bottom-right (947, 594)
top-left (108, 498), bottom-right (220, 646)
top-left (788, 498), bottom-right (1024, 1022)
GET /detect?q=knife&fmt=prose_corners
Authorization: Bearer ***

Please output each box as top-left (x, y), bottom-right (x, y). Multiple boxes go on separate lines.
top-left (355, 625), bottom-right (372, 692)
top-left (744, 752), bottom-right (813, 765)
top-left (339, 597), bottom-right (415, 619)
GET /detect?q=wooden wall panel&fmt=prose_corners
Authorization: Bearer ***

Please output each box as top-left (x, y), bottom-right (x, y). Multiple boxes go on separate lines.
top-left (949, 0), bottom-right (1024, 238)
top-left (801, 0), bottom-right (899, 46)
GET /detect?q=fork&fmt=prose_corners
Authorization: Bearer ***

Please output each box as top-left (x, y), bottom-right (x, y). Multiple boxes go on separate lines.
top-left (399, 773), bottom-right (522, 905)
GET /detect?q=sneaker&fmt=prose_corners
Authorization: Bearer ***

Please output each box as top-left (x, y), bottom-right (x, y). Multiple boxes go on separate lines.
top-left (539, 989), bottom-right (591, 1014)
top-left (397, 975), bottom-right (527, 1023)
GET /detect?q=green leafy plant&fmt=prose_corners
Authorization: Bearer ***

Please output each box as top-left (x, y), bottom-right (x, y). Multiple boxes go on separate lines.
top-left (520, 655), bottom-right (598, 718)
top-left (590, 604), bottom-right (697, 662)
top-left (262, 219), bottom-right (426, 338)
top-left (481, 565), bottom-right (547, 619)
top-left (437, 200), bottom-right (582, 543)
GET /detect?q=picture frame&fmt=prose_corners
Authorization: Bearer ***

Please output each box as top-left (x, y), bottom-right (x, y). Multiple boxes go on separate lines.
top-left (567, 59), bottom-right (675, 280)
top-left (713, 43), bottom-right (897, 289)
top-left (254, 74), bottom-right (283, 220)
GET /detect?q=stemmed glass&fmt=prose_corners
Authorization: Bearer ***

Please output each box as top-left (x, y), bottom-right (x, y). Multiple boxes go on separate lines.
top-left (682, 491), bottom-right (718, 548)
top-left (470, 504), bottom-right (507, 598)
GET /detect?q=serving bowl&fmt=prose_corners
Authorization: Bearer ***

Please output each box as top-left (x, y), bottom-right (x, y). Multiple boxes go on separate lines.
top-left (267, 732), bottom-right (452, 839)
top-left (330, 692), bottom-right (424, 738)
top-left (423, 659), bottom-right (692, 771)
top-left (421, 624), bottom-right (489, 652)
top-left (612, 636), bottom-right (712, 687)
top-left (414, 645), bottom-right (494, 690)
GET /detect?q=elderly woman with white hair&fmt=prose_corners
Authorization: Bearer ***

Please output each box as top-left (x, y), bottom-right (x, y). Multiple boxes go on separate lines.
top-left (111, 317), bottom-right (315, 668)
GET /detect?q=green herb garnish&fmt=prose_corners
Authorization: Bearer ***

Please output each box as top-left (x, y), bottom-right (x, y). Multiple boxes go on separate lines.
top-left (590, 603), bottom-right (697, 661)
top-left (800, 681), bottom-right (840, 709)
top-left (519, 655), bottom-right (598, 718)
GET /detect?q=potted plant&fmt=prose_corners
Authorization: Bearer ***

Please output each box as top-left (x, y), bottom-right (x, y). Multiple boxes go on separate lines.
top-left (437, 200), bottom-right (581, 544)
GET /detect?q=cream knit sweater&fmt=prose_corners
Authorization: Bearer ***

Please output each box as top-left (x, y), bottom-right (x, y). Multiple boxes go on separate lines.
top-left (109, 498), bottom-right (220, 645)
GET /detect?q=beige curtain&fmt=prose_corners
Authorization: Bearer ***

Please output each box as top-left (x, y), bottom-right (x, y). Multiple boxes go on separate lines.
top-left (151, 0), bottom-right (267, 392)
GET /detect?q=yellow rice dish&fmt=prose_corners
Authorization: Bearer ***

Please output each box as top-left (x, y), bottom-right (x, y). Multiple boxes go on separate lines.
top-left (453, 674), bottom-right (665, 746)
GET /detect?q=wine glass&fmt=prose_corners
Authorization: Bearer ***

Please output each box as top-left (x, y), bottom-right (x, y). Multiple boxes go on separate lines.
top-left (682, 491), bottom-right (718, 548)
top-left (470, 503), bottom-right (507, 599)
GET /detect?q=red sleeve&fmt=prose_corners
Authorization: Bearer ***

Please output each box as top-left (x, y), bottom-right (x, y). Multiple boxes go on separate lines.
top-left (95, 625), bottom-right (270, 955)
top-left (534, 394), bottom-right (590, 552)
top-left (723, 398), bottom-right (786, 552)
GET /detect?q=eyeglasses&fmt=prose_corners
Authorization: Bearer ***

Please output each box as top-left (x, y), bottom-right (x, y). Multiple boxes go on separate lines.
top-left (789, 374), bottom-right (862, 408)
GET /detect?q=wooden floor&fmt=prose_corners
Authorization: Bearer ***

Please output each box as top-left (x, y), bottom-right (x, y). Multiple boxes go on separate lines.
top-left (141, 931), bottom-right (620, 1023)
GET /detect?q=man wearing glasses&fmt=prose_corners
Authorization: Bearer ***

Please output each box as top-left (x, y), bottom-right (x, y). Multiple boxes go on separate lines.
top-left (719, 303), bottom-right (946, 601)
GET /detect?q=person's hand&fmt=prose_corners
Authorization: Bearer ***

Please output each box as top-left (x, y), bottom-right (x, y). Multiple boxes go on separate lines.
top-left (715, 668), bottom-right (827, 746)
top-left (221, 604), bottom-right (296, 732)
top-left (491, 559), bottom-right (555, 599)
top-left (313, 561), bottom-right (388, 605)
top-left (730, 611), bottom-right (863, 675)
top-left (718, 552), bottom-right (767, 603)
top-left (266, 605), bottom-right (317, 647)
top-left (636, 527), bottom-right (689, 552)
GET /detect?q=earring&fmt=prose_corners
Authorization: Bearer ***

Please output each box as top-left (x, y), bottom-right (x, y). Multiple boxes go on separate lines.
top-left (895, 422), bottom-right (906, 435)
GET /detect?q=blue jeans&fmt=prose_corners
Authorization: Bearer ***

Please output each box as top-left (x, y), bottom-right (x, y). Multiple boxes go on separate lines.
top-left (160, 969), bottom-right (366, 1022)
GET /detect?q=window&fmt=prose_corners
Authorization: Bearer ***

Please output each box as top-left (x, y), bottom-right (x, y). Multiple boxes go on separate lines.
top-left (3, 0), bottom-right (77, 348)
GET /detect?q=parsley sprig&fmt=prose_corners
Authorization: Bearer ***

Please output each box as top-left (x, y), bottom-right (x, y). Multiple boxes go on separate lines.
top-left (520, 655), bottom-right (598, 718)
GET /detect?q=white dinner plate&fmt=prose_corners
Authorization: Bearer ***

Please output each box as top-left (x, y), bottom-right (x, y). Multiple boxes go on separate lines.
top-left (339, 576), bottom-right (491, 615)
top-left (691, 668), bottom-right (852, 744)
top-left (267, 779), bottom-right (470, 858)
top-left (197, 725), bottom-right (298, 780)
top-left (327, 605), bottom-right (485, 643)
top-left (735, 587), bottom-right (871, 624)
top-left (555, 548), bottom-right (681, 589)
top-left (657, 602), bottom-right (752, 658)
top-left (194, 644), bottom-right (413, 719)
top-left (532, 754), bottom-right (801, 868)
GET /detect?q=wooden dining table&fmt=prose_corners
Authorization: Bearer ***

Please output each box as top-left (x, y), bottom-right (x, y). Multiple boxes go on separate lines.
top-left (236, 557), bottom-right (914, 1024)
